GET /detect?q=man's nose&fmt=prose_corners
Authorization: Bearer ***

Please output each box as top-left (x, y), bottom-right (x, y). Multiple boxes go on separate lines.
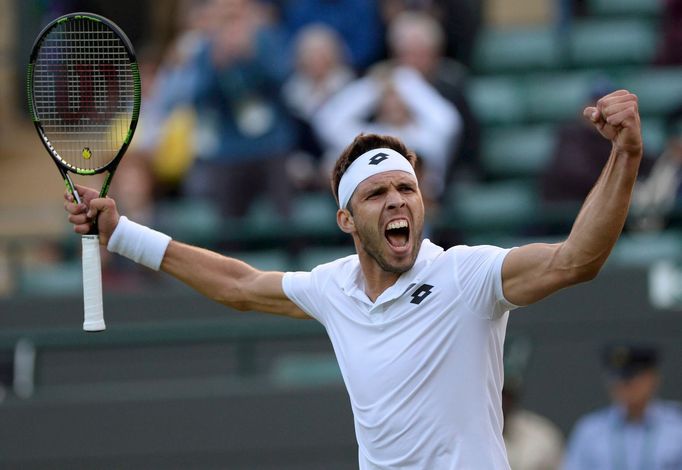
top-left (386, 188), bottom-right (406, 209)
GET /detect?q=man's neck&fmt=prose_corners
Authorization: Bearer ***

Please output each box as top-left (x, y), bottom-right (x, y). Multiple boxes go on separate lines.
top-left (625, 403), bottom-right (648, 423)
top-left (616, 400), bottom-right (651, 424)
top-left (360, 261), bottom-right (401, 303)
top-left (352, 239), bottom-right (424, 302)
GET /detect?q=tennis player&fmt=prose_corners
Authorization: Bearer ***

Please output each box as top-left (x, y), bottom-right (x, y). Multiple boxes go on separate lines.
top-left (65, 90), bottom-right (642, 469)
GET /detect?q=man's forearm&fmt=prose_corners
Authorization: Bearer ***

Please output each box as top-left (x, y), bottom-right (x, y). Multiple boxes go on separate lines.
top-left (562, 145), bottom-right (642, 276)
top-left (161, 241), bottom-right (255, 307)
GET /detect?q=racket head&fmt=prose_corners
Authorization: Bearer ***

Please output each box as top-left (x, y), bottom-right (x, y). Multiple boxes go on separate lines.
top-left (27, 12), bottom-right (141, 190)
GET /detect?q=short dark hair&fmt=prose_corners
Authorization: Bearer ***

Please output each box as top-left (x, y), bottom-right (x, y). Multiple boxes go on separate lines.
top-left (330, 134), bottom-right (417, 207)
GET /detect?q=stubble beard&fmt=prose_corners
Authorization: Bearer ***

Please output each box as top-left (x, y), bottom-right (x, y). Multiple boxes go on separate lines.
top-left (356, 225), bottom-right (422, 274)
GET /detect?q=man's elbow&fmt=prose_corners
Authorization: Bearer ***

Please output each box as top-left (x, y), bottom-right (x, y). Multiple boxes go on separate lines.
top-left (554, 244), bottom-right (607, 286)
top-left (225, 300), bottom-right (252, 312)
top-left (213, 284), bottom-right (251, 311)
top-left (569, 263), bottom-right (602, 285)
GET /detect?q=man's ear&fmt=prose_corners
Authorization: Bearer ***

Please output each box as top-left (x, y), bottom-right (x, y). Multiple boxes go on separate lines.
top-left (337, 208), bottom-right (355, 234)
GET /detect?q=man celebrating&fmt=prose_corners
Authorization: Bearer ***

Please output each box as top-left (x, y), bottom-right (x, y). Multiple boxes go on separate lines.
top-left (65, 90), bottom-right (642, 468)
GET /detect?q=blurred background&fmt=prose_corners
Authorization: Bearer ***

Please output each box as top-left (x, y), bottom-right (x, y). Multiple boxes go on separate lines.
top-left (1, 0), bottom-right (682, 468)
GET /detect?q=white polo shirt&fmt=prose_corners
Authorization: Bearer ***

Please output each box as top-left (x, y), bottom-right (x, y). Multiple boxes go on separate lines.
top-left (283, 239), bottom-right (516, 469)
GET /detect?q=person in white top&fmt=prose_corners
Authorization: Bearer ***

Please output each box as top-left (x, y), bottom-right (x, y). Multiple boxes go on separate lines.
top-left (64, 90), bottom-right (643, 469)
top-left (314, 65), bottom-right (461, 203)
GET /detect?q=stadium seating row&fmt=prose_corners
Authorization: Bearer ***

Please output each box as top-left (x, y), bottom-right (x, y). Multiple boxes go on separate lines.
top-left (14, 5), bottom-right (682, 297)
top-left (480, 119), bottom-right (666, 181)
top-left (15, 195), bottom-right (682, 297)
top-left (587, 0), bottom-right (664, 18)
top-left (586, 0), bottom-right (663, 18)
top-left (467, 67), bottom-right (682, 126)
top-left (472, 19), bottom-right (661, 74)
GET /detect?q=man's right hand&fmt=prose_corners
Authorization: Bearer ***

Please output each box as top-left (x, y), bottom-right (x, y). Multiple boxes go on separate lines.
top-left (64, 185), bottom-right (120, 246)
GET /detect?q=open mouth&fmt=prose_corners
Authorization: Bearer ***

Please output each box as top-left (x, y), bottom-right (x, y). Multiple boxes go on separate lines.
top-left (385, 219), bottom-right (410, 249)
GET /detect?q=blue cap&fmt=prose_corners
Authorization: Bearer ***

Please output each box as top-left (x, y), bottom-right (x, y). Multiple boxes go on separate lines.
top-left (602, 343), bottom-right (659, 380)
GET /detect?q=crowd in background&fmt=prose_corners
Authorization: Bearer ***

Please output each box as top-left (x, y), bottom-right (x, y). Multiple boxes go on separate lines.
top-left (5, 1), bottom-right (682, 468)
top-left (119, 0), bottom-right (682, 238)
top-left (25, 0), bottom-right (682, 245)
top-left (13, 1), bottom-right (682, 305)
top-left (122, 0), bottom-right (482, 227)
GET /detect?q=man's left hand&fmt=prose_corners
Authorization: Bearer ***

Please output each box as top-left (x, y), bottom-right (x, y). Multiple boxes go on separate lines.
top-left (584, 90), bottom-right (643, 158)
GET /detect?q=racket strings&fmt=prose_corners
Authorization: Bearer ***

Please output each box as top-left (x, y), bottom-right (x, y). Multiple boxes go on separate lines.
top-left (32, 17), bottom-right (135, 171)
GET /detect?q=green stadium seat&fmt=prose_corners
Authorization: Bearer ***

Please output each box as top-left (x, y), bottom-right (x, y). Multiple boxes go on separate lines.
top-left (239, 197), bottom-right (301, 244)
top-left (239, 193), bottom-right (339, 243)
top-left (297, 245), bottom-right (355, 271)
top-left (156, 199), bottom-right (223, 245)
top-left (481, 125), bottom-right (556, 179)
top-left (466, 77), bottom-right (526, 126)
top-left (608, 230), bottom-right (682, 268)
top-left (587, 0), bottom-right (663, 18)
top-left (289, 193), bottom-right (339, 238)
top-left (621, 68), bottom-right (682, 117)
top-left (18, 261), bottom-right (81, 296)
top-left (567, 20), bottom-right (658, 67)
top-left (440, 181), bottom-right (538, 236)
top-left (525, 72), bottom-right (597, 122)
top-left (641, 117), bottom-right (666, 156)
top-left (472, 27), bottom-right (563, 74)
top-left (222, 249), bottom-right (292, 272)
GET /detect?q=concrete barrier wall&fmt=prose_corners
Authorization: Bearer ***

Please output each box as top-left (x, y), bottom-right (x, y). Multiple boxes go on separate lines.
top-left (0, 266), bottom-right (679, 467)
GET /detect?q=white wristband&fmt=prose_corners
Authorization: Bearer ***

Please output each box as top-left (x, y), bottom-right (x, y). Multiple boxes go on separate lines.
top-left (107, 216), bottom-right (172, 271)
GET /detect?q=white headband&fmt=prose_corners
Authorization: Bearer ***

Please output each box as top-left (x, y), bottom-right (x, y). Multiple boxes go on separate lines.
top-left (337, 148), bottom-right (417, 209)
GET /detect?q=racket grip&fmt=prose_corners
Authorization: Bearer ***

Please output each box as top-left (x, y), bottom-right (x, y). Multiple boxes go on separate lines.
top-left (82, 235), bottom-right (106, 332)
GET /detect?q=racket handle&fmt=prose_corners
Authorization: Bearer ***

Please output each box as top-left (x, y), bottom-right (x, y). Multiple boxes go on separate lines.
top-left (82, 235), bottom-right (106, 332)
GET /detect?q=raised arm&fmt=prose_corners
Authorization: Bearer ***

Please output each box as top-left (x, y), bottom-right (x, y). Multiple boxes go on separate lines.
top-left (502, 90), bottom-right (643, 306)
top-left (65, 187), bottom-right (308, 319)
top-left (160, 241), bottom-right (307, 318)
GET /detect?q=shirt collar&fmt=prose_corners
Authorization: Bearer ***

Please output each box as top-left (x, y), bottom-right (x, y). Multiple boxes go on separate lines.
top-left (341, 239), bottom-right (443, 306)
top-left (610, 401), bottom-right (659, 427)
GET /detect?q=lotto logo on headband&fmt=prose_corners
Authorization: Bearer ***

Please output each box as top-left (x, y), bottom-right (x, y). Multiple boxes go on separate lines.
top-left (368, 152), bottom-right (389, 165)
top-left (337, 148), bottom-right (417, 209)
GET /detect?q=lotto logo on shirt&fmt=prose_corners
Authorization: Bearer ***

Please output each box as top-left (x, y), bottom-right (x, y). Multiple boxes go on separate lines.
top-left (411, 284), bottom-right (434, 305)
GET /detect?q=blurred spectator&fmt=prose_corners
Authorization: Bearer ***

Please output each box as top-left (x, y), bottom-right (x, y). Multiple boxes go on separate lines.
top-left (282, 24), bottom-right (355, 190)
top-left (134, 0), bottom-right (217, 197)
top-left (564, 343), bottom-right (682, 470)
top-left (656, 0), bottom-right (682, 66)
top-left (631, 106), bottom-right (682, 231)
top-left (179, 0), bottom-right (296, 218)
top-left (384, 10), bottom-right (481, 181)
top-left (110, 158), bottom-right (157, 227)
top-left (503, 335), bottom-right (564, 470)
top-left (314, 65), bottom-right (461, 210)
top-left (541, 79), bottom-right (615, 206)
top-left (380, 0), bottom-right (483, 68)
top-left (278, 0), bottom-right (384, 71)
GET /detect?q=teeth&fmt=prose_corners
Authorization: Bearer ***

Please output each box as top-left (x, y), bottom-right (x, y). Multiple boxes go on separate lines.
top-left (387, 220), bottom-right (408, 230)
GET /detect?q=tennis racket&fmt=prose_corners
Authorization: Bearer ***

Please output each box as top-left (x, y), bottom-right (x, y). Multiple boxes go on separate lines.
top-left (27, 12), bottom-right (141, 332)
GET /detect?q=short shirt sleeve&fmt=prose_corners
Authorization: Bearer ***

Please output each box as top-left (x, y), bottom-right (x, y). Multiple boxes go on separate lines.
top-left (282, 269), bottom-right (327, 325)
top-left (451, 245), bottom-right (518, 320)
